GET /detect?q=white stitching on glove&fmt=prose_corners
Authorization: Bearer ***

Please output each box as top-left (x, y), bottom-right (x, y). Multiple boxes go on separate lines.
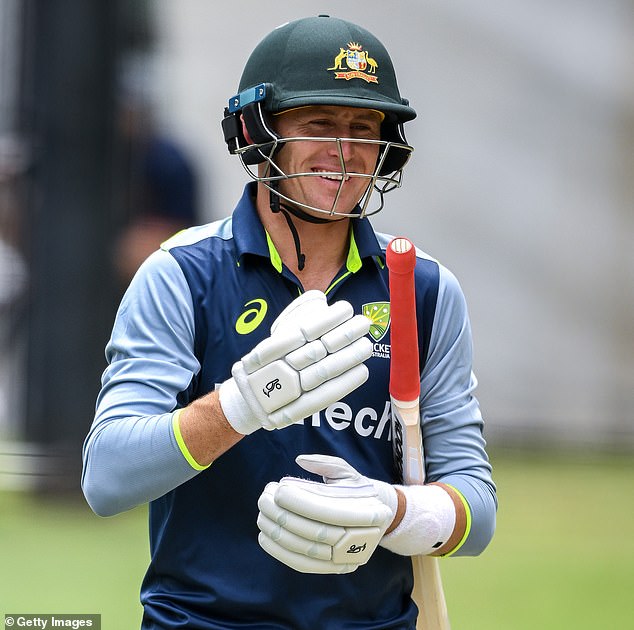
top-left (256, 454), bottom-right (397, 574)
top-left (219, 291), bottom-right (372, 435)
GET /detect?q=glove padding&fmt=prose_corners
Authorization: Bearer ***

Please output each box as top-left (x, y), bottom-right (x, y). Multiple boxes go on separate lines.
top-left (257, 454), bottom-right (398, 574)
top-left (219, 291), bottom-right (372, 435)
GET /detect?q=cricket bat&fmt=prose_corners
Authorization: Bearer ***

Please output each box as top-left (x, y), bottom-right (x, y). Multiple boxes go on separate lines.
top-left (387, 237), bottom-right (451, 630)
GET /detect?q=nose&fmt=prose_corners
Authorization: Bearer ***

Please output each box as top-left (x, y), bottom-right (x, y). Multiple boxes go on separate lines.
top-left (328, 136), bottom-right (356, 165)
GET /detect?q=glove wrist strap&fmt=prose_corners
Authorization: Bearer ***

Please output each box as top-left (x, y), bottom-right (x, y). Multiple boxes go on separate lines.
top-left (218, 378), bottom-right (259, 435)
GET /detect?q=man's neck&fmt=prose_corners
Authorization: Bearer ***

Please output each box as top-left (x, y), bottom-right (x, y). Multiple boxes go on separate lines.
top-left (256, 192), bottom-right (351, 292)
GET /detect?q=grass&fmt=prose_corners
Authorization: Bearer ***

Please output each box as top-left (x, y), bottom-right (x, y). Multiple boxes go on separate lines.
top-left (442, 449), bottom-right (634, 629)
top-left (0, 492), bottom-right (148, 627)
top-left (1, 450), bottom-right (633, 628)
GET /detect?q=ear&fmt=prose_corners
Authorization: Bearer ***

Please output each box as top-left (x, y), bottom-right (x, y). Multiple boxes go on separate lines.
top-left (238, 103), bottom-right (279, 165)
top-left (241, 115), bottom-right (255, 145)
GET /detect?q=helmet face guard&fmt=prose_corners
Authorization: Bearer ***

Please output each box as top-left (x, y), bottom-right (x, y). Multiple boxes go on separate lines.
top-left (227, 105), bottom-right (413, 218)
top-left (221, 16), bottom-right (416, 218)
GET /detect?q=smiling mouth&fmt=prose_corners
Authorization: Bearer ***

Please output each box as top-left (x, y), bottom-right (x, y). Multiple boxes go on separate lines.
top-left (313, 169), bottom-right (350, 182)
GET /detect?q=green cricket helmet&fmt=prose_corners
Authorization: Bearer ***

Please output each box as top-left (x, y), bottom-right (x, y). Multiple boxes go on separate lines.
top-left (221, 15), bottom-right (416, 218)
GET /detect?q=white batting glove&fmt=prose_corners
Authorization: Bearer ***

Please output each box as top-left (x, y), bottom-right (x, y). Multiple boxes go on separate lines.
top-left (256, 454), bottom-right (398, 574)
top-left (298, 456), bottom-right (458, 558)
top-left (219, 291), bottom-right (372, 435)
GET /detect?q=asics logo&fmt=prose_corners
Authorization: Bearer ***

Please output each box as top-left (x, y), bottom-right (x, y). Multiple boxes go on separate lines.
top-left (235, 298), bottom-right (268, 335)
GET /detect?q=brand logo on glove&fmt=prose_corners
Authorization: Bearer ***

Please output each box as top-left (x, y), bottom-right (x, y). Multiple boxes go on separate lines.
top-left (347, 542), bottom-right (367, 554)
top-left (263, 378), bottom-right (282, 398)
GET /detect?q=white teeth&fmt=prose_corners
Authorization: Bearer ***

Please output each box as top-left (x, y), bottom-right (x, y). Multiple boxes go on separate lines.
top-left (314, 170), bottom-right (349, 181)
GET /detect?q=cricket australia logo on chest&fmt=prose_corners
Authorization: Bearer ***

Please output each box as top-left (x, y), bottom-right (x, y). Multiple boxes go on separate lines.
top-left (363, 301), bottom-right (391, 359)
top-left (328, 42), bottom-right (379, 84)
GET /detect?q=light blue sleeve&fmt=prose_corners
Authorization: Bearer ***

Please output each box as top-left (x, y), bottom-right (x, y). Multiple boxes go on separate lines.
top-left (421, 264), bottom-right (497, 556)
top-left (81, 249), bottom-right (203, 517)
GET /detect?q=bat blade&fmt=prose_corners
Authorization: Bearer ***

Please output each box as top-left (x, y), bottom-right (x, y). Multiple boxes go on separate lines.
top-left (387, 237), bottom-right (450, 630)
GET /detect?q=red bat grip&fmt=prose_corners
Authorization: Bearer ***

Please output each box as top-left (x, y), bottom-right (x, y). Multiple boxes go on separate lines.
top-left (387, 237), bottom-right (420, 403)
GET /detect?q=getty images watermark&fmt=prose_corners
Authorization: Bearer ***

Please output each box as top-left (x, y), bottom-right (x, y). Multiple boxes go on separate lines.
top-left (5, 615), bottom-right (100, 629)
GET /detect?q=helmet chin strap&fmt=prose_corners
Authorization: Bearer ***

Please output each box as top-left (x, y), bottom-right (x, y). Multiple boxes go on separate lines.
top-left (268, 181), bottom-right (351, 273)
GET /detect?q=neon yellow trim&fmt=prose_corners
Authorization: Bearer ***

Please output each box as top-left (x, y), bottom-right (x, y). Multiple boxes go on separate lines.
top-left (441, 485), bottom-right (472, 557)
top-left (160, 228), bottom-right (187, 251)
top-left (265, 224), bottom-right (361, 295)
top-left (346, 229), bottom-right (363, 273)
top-left (325, 271), bottom-right (352, 296)
top-left (172, 410), bottom-right (211, 471)
top-left (325, 228), bottom-right (362, 295)
top-left (265, 231), bottom-right (283, 273)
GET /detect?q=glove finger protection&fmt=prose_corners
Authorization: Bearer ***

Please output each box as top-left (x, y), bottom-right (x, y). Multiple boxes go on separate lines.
top-left (219, 291), bottom-right (372, 435)
top-left (256, 455), bottom-right (397, 574)
top-left (295, 454), bottom-right (458, 558)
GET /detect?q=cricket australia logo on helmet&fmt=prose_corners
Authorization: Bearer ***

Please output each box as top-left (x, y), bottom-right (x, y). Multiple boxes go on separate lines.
top-left (328, 42), bottom-right (379, 84)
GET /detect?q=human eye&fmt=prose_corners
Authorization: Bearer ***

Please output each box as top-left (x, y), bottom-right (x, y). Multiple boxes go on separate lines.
top-left (304, 118), bottom-right (335, 135)
top-left (350, 121), bottom-right (381, 139)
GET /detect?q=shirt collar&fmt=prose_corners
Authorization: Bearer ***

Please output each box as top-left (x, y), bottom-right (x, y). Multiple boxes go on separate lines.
top-left (232, 183), bottom-right (271, 263)
top-left (232, 182), bottom-right (384, 271)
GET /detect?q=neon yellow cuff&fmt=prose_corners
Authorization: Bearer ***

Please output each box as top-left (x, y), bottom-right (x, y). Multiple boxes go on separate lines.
top-left (172, 410), bottom-right (211, 471)
top-left (441, 485), bottom-right (472, 557)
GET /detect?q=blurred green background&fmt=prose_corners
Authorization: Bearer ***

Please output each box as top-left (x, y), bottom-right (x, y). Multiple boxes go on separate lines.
top-left (2, 449), bottom-right (633, 629)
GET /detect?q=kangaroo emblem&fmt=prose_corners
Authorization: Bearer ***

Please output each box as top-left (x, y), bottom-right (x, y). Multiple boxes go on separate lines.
top-left (328, 48), bottom-right (347, 71)
top-left (328, 43), bottom-right (379, 84)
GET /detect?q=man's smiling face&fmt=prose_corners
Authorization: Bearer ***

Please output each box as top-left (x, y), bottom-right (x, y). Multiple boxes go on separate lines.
top-left (269, 105), bottom-right (383, 217)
